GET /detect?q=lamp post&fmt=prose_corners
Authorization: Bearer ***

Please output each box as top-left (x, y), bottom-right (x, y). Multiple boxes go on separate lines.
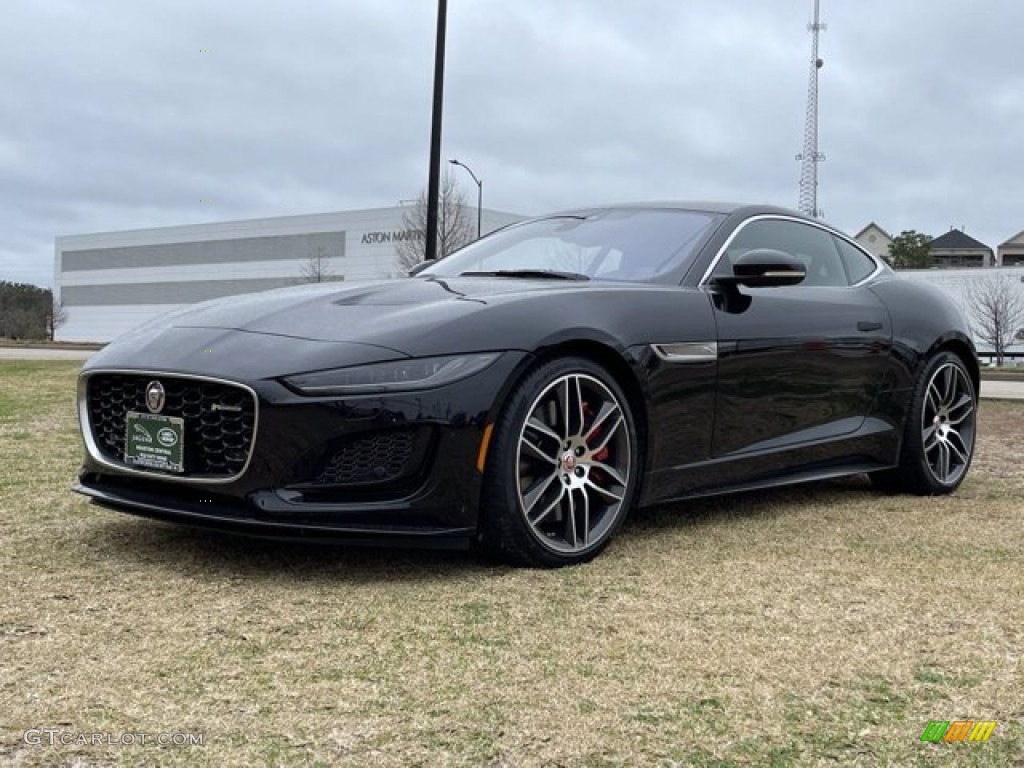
top-left (424, 0), bottom-right (448, 261)
top-left (449, 158), bottom-right (483, 239)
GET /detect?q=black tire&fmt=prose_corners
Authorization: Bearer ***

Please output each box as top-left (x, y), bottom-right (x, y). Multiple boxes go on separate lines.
top-left (481, 357), bottom-right (641, 567)
top-left (870, 351), bottom-right (977, 495)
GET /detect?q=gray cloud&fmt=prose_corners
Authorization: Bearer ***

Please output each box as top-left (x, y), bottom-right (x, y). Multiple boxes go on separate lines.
top-left (2, 0), bottom-right (1022, 287)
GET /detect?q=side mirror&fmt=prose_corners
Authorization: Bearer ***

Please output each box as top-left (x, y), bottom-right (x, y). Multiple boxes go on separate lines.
top-left (408, 261), bottom-right (434, 277)
top-left (713, 249), bottom-right (806, 289)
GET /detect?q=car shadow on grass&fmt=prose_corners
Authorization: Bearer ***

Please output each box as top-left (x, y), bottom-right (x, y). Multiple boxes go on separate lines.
top-left (75, 513), bottom-right (503, 584)
top-left (74, 475), bottom-right (876, 578)
top-left (619, 474), bottom-right (876, 539)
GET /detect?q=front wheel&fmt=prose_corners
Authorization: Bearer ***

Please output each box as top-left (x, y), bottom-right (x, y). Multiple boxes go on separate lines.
top-left (481, 357), bottom-right (640, 567)
top-left (871, 351), bottom-right (977, 495)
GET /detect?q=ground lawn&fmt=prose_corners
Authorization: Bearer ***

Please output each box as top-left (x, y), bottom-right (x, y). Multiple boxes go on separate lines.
top-left (1, 361), bottom-right (1021, 766)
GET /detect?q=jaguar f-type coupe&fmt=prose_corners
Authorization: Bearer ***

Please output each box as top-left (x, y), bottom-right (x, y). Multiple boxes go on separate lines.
top-left (74, 203), bottom-right (979, 566)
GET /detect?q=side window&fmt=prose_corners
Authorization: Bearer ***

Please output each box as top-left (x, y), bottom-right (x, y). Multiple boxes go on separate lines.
top-left (713, 219), bottom-right (849, 286)
top-left (834, 237), bottom-right (878, 284)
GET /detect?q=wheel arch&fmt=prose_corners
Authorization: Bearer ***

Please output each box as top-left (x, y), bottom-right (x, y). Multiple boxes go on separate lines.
top-left (476, 339), bottom-right (649, 565)
top-left (532, 340), bottom-right (648, 461)
top-left (480, 339), bottom-right (649, 481)
top-left (871, 335), bottom-right (979, 495)
top-left (869, 332), bottom-right (979, 482)
top-left (929, 333), bottom-right (980, 397)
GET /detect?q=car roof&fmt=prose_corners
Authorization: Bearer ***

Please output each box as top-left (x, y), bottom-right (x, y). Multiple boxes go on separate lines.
top-left (544, 201), bottom-right (813, 220)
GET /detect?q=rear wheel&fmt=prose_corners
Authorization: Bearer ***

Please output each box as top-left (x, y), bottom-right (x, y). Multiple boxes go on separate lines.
top-left (482, 357), bottom-right (640, 567)
top-left (871, 351), bottom-right (977, 494)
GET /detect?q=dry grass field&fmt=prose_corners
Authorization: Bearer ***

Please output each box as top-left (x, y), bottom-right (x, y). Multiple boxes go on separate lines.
top-left (1, 360), bottom-right (1021, 767)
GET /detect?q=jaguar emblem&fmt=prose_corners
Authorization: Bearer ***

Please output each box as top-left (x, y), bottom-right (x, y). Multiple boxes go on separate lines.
top-left (145, 380), bottom-right (166, 414)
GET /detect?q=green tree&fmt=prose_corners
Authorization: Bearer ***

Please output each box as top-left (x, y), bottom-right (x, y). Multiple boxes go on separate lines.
top-left (0, 281), bottom-right (52, 339)
top-left (886, 230), bottom-right (933, 269)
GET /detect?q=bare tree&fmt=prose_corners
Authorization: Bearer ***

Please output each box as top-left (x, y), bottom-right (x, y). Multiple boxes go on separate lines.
top-left (300, 245), bottom-right (337, 283)
top-left (394, 171), bottom-right (475, 274)
top-left (48, 299), bottom-right (67, 341)
top-left (966, 273), bottom-right (1024, 366)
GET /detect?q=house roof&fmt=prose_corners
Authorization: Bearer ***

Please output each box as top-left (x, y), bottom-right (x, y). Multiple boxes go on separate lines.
top-left (852, 222), bottom-right (892, 241)
top-left (998, 229), bottom-right (1024, 248)
top-left (928, 229), bottom-right (992, 252)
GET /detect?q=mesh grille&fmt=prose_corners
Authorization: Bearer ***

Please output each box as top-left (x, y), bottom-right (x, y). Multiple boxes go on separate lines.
top-left (86, 374), bottom-right (256, 478)
top-left (314, 430), bottom-right (418, 485)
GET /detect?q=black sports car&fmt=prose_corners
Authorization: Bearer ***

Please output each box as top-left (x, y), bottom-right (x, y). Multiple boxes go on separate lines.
top-left (74, 203), bottom-right (979, 567)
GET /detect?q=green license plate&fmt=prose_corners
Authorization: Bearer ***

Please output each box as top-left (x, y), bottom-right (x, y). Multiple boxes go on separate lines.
top-left (124, 411), bottom-right (185, 473)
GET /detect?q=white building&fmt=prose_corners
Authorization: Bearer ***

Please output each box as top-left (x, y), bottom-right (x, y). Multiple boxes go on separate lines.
top-left (997, 230), bottom-right (1024, 267)
top-left (927, 228), bottom-right (994, 268)
top-left (54, 205), bottom-right (523, 342)
top-left (897, 266), bottom-right (1024, 358)
top-left (852, 222), bottom-right (893, 262)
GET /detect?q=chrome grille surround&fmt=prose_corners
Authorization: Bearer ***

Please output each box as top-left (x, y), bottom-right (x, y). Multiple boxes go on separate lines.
top-left (78, 370), bottom-right (259, 484)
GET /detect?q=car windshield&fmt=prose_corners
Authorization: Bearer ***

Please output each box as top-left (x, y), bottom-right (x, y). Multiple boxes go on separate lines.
top-left (420, 208), bottom-right (722, 283)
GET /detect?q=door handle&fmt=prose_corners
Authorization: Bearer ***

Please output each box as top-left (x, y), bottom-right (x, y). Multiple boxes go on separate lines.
top-left (857, 321), bottom-right (883, 332)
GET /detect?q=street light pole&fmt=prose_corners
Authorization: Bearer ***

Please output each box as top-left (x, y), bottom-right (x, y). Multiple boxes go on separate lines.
top-left (449, 158), bottom-right (483, 239)
top-left (424, 0), bottom-right (448, 261)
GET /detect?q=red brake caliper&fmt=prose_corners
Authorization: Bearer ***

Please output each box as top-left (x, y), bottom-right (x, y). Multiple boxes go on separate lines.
top-left (583, 402), bottom-right (609, 464)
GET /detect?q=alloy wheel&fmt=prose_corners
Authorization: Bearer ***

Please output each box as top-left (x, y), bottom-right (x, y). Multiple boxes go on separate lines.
top-left (514, 373), bottom-right (632, 554)
top-left (921, 361), bottom-right (976, 486)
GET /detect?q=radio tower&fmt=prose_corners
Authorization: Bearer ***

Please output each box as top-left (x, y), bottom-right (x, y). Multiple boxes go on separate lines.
top-left (797, 0), bottom-right (826, 217)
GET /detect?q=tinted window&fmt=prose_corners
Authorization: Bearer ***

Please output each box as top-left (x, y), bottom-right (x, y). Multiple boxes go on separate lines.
top-left (713, 218), bottom-right (848, 287)
top-left (834, 237), bottom-right (878, 284)
top-left (422, 209), bottom-right (721, 283)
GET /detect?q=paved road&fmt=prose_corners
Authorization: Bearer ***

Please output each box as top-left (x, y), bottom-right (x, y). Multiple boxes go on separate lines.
top-left (2, 347), bottom-right (1023, 399)
top-left (979, 379), bottom-right (1024, 401)
top-left (0, 348), bottom-right (96, 360)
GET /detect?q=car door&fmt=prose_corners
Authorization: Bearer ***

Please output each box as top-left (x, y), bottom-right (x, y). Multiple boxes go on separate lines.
top-left (705, 216), bottom-right (891, 459)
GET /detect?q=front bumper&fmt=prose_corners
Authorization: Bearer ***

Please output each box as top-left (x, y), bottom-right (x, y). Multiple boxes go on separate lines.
top-left (73, 351), bottom-right (531, 544)
top-left (73, 475), bottom-right (476, 546)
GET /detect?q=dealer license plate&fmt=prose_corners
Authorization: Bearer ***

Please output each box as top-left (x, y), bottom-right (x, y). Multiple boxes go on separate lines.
top-left (124, 411), bottom-right (185, 473)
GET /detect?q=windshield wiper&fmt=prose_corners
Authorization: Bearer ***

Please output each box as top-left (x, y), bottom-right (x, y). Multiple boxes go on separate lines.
top-left (458, 269), bottom-right (590, 281)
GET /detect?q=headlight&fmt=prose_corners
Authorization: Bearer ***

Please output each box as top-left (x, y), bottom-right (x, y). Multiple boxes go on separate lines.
top-left (283, 353), bottom-right (501, 395)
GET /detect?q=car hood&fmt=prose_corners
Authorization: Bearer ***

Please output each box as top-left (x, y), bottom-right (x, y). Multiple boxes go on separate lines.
top-left (165, 277), bottom-right (571, 343)
top-left (86, 277), bottom-right (661, 379)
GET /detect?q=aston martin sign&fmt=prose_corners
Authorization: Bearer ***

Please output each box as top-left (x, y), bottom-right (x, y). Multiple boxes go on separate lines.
top-left (360, 230), bottom-right (423, 245)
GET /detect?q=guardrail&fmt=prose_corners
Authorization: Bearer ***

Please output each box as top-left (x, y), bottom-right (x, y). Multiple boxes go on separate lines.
top-left (978, 353), bottom-right (1023, 365)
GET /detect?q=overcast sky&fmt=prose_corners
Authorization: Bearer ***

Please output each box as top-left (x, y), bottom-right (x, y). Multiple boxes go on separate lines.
top-left (3, 1), bottom-right (1022, 288)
